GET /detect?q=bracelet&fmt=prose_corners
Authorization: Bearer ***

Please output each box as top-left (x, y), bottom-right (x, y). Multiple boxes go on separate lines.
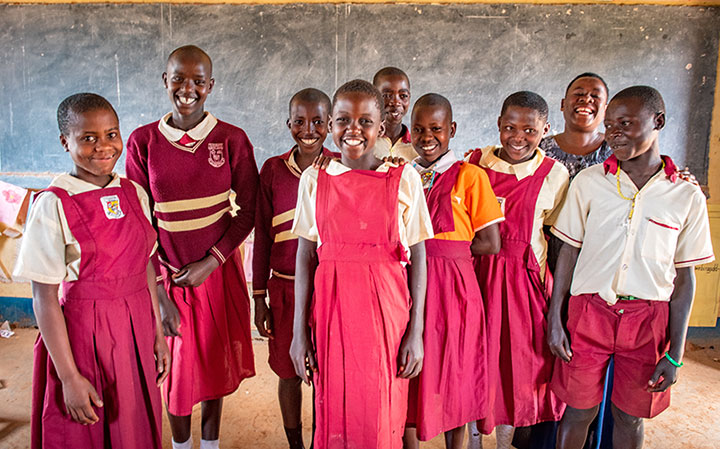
top-left (664, 352), bottom-right (683, 368)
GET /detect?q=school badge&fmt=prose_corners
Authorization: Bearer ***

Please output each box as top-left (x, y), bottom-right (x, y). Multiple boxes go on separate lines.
top-left (100, 195), bottom-right (125, 219)
top-left (208, 143), bottom-right (226, 168)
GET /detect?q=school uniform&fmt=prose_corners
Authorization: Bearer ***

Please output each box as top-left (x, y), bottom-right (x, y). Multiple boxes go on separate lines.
top-left (372, 124), bottom-right (418, 162)
top-left (292, 161), bottom-right (433, 449)
top-left (126, 112), bottom-right (258, 416)
top-left (467, 146), bottom-right (569, 434)
top-left (15, 174), bottom-right (162, 449)
top-left (407, 151), bottom-right (504, 440)
top-left (252, 146), bottom-right (337, 378)
top-left (550, 155), bottom-right (713, 418)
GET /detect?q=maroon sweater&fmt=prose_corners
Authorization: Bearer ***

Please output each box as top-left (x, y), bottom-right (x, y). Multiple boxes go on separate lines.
top-left (126, 118), bottom-right (258, 279)
top-left (252, 147), bottom-right (337, 294)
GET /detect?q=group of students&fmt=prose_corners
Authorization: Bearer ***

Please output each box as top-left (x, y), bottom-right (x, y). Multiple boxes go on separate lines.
top-left (14, 44), bottom-right (714, 449)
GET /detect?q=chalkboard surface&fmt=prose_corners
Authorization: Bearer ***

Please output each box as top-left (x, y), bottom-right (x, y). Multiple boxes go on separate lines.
top-left (0, 3), bottom-right (718, 188)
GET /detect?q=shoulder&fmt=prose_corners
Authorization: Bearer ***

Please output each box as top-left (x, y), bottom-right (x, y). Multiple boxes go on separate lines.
top-left (545, 156), bottom-right (570, 180)
top-left (299, 166), bottom-right (320, 185)
top-left (128, 121), bottom-right (161, 141)
top-left (214, 119), bottom-right (251, 142)
top-left (458, 161), bottom-right (490, 183)
top-left (540, 136), bottom-right (560, 153)
top-left (400, 163), bottom-right (423, 184)
top-left (126, 178), bottom-right (150, 202)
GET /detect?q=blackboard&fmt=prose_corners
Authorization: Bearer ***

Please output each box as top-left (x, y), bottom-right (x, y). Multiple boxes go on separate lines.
top-left (0, 3), bottom-right (718, 188)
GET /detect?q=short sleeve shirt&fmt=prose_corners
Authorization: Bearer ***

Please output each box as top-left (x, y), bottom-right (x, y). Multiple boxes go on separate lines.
top-left (551, 156), bottom-right (714, 304)
top-left (372, 125), bottom-right (418, 162)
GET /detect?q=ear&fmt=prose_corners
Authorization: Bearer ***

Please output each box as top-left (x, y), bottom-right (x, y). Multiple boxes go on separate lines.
top-left (207, 78), bottom-right (215, 94)
top-left (560, 98), bottom-right (565, 112)
top-left (162, 72), bottom-right (168, 88)
top-left (450, 121), bottom-right (457, 139)
top-left (497, 116), bottom-right (502, 131)
top-left (378, 121), bottom-right (386, 138)
top-left (60, 134), bottom-right (69, 152)
top-left (542, 121), bottom-right (551, 137)
top-left (654, 112), bottom-right (666, 131)
top-left (286, 118), bottom-right (292, 130)
top-left (328, 117), bottom-right (333, 134)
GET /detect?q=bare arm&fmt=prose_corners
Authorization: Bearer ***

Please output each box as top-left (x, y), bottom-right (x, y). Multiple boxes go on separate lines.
top-left (546, 241), bottom-right (580, 363)
top-left (470, 223), bottom-right (501, 256)
top-left (289, 237), bottom-right (318, 385)
top-left (147, 262), bottom-right (170, 385)
top-left (398, 241), bottom-right (427, 379)
top-left (648, 267), bottom-right (695, 392)
top-left (32, 281), bottom-right (103, 424)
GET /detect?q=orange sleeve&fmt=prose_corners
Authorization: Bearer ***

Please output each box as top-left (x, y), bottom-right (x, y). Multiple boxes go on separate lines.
top-left (461, 164), bottom-right (504, 232)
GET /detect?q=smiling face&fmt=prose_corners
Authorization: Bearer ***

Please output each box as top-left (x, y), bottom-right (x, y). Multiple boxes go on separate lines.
top-left (604, 96), bottom-right (663, 162)
top-left (561, 76), bottom-right (608, 132)
top-left (60, 108), bottom-right (122, 186)
top-left (330, 92), bottom-right (384, 162)
top-left (288, 99), bottom-right (329, 157)
top-left (497, 105), bottom-right (550, 164)
top-left (375, 74), bottom-right (410, 129)
top-left (163, 52), bottom-right (214, 129)
top-left (411, 104), bottom-right (456, 165)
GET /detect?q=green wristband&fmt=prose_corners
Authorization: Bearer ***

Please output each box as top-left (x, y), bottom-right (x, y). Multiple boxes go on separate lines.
top-left (664, 352), bottom-right (683, 368)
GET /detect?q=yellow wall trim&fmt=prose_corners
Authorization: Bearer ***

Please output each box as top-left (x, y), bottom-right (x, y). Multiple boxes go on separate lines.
top-left (3, 0), bottom-right (720, 5)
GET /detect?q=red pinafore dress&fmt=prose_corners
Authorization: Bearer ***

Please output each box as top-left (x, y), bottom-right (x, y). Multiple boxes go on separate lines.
top-left (407, 161), bottom-right (487, 440)
top-left (31, 178), bottom-right (162, 449)
top-left (469, 154), bottom-right (565, 433)
top-left (312, 166), bottom-right (411, 449)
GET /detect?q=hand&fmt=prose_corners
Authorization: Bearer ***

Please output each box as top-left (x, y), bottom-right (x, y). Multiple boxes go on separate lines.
top-left (154, 332), bottom-right (171, 385)
top-left (463, 149), bottom-right (477, 158)
top-left (398, 329), bottom-right (423, 378)
top-left (647, 357), bottom-right (678, 392)
top-left (61, 373), bottom-right (103, 425)
top-left (547, 319), bottom-right (573, 363)
top-left (157, 286), bottom-right (181, 337)
top-left (253, 295), bottom-right (274, 339)
top-left (172, 256), bottom-right (220, 287)
top-left (381, 156), bottom-right (407, 166)
top-left (678, 166), bottom-right (699, 186)
top-left (312, 154), bottom-right (338, 170)
top-left (289, 331), bottom-right (317, 385)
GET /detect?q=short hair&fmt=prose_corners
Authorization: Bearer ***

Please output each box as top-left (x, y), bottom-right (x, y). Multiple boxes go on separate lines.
top-left (372, 67), bottom-right (410, 88)
top-left (413, 93), bottom-right (453, 121)
top-left (611, 85), bottom-right (666, 116)
top-left (500, 91), bottom-right (549, 122)
top-left (289, 88), bottom-right (332, 116)
top-left (565, 72), bottom-right (609, 96)
top-left (57, 93), bottom-right (118, 135)
top-left (332, 79), bottom-right (385, 120)
top-left (167, 45), bottom-right (213, 76)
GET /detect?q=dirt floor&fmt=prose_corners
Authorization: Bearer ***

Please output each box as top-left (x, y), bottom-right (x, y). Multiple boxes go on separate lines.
top-left (1, 328), bottom-right (719, 449)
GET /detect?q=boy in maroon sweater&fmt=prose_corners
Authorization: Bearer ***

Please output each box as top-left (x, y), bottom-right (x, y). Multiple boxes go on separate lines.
top-left (252, 88), bottom-right (337, 449)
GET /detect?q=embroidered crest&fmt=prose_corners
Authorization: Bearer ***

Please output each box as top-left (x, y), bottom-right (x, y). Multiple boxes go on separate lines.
top-left (208, 143), bottom-right (225, 168)
top-left (100, 195), bottom-right (125, 219)
top-left (496, 196), bottom-right (506, 214)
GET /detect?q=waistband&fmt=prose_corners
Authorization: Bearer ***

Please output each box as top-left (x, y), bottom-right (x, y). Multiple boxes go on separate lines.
top-left (271, 270), bottom-right (295, 281)
top-left (425, 239), bottom-right (472, 259)
top-left (61, 272), bottom-right (148, 302)
top-left (317, 241), bottom-right (407, 263)
top-left (574, 293), bottom-right (668, 311)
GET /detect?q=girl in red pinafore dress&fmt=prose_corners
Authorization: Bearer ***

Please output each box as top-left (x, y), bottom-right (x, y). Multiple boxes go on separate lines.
top-left (404, 95), bottom-right (504, 449)
top-left (466, 92), bottom-right (569, 449)
top-left (14, 94), bottom-right (169, 449)
top-left (290, 80), bottom-right (433, 449)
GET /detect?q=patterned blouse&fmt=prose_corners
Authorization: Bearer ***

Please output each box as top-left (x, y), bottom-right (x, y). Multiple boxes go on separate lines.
top-left (540, 136), bottom-right (612, 180)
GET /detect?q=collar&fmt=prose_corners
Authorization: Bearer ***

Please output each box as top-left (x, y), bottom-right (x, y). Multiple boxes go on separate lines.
top-left (325, 159), bottom-right (399, 176)
top-left (481, 145), bottom-right (546, 180)
top-left (284, 147), bottom-right (335, 178)
top-left (51, 173), bottom-right (121, 194)
top-left (400, 124), bottom-right (411, 144)
top-left (603, 154), bottom-right (678, 183)
top-left (412, 150), bottom-right (458, 176)
top-left (158, 112), bottom-right (218, 143)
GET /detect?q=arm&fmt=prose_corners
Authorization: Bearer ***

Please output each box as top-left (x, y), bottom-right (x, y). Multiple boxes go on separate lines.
top-left (32, 282), bottom-right (103, 424)
top-left (546, 241), bottom-right (580, 363)
top-left (289, 237), bottom-right (318, 385)
top-left (398, 241), bottom-right (427, 379)
top-left (147, 262), bottom-right (170, 384)
top-left (252, 164), bottom-right (275, 339)
top-left (470, 224), bottom-right (501, 255)
top-left (648, 267), bottom-right (695, 392)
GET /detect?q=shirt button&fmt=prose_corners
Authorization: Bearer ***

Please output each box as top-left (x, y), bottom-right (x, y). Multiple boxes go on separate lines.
top-left (622, 264), bottom-right (628, 270)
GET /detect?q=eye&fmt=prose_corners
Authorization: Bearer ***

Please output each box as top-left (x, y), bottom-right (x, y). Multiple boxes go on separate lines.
top-left (294, 119), bottom-right (304, 125)
top-left (621, 120), bottom-right (631, 127)
top-left (382, 93), bottom-right (392, 99)
top-left (172, 76), bottom-right (183, 83)
top-left (195, 80), bottom-right (205, 86)
top-left (82, 135), bottom-right (97, 143)
top-left (503, 125), bottom-right (513, 131)
top-left (336, 117), bottom-right (348, 124)
top-left (313, 119), bottom-right (324, 126)
top-left (400, 94), bottom-right (409, 100)
top-left (524, 129), bottom-right (537, 135)
top-left (359, 118), bottom-right (373, 125)
top-left (432, 127), bottom-right (443, 132)
top-left (108, 132), bottom-right (119, 139)
top-left (412, 127), bottom-right (421, 134)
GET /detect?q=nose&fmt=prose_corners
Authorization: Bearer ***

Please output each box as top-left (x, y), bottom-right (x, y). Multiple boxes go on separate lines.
top-left (180, 78), bottom-right (193, 92)
top-left (388, 94), bottom-right (401, 106)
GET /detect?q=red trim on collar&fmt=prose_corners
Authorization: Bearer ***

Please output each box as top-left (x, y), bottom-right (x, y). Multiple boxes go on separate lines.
top-left (603, 154), bottom-right (678, 183)
top-left (401, 125), bottom-right (412, 144)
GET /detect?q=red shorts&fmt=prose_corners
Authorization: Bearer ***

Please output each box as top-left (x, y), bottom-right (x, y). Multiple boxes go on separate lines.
top-left (551, 294), bottom-right (670, 419)
top-left (267, 275), bottom-right (297, 379)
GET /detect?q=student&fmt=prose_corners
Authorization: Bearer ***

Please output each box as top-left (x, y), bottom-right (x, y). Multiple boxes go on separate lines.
top-left (252, 88), bottom-right (337, 449)
top-left (126, 45), bottom-right (258, 449)
top-left (14, 93), bottom-right (169, 449)
top-left (290, 79), bottom-right (433, 449)
top-left (404, 94), bottom-right (503, 449)
top-left (466, 91), bottom-right (569, 449)
top-left (547, 86), bottom-right (714, 449)
top-left (372, 67), bottom-right (418, 162)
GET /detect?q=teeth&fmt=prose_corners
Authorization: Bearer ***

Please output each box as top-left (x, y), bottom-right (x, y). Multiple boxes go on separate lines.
top-left (178, 97), bottom-right (195, 105)
top-left (345, 138), bottom-right (362, 146)
top-left (575, 107), bottom-right (593, 115)
top-left (422, 144), bottom-right (437, 151)
top-left (300, 138), bottom-right (319, 145)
